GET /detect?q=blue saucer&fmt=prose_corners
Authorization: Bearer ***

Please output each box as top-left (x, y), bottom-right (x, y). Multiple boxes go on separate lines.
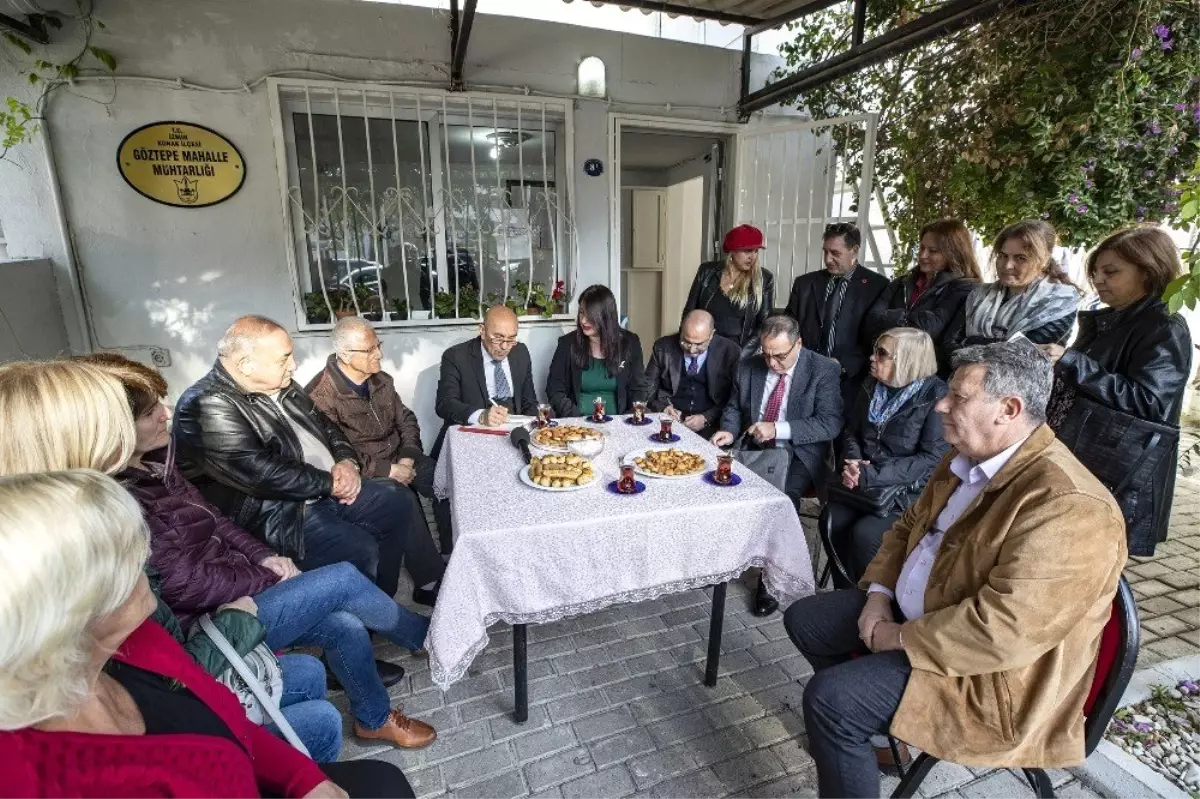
top-left (590, 415), bottom-right (614, 423)
top-left (703, 471), bottom-right (743, 487)
top-left (624, 416), bottom-right (654, 426)
top-left (650, 433), bottom-right (681, 443)
top-left (607, 479), bottom-right (646, 495)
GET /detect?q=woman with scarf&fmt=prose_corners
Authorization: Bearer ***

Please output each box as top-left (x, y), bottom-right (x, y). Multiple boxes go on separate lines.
top-left (820, 327), bottom-right (949, 587)
top-left (866, 218), bottom-right (981, 375)
top-left (1044, 226), bottom-right (1193, 556)
top-left (952, 219), bottom-right (1081, 350)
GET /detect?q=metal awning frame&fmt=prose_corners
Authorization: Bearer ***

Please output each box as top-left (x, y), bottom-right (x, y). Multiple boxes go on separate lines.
top-left (737, 0), bottom-right (1037, 120)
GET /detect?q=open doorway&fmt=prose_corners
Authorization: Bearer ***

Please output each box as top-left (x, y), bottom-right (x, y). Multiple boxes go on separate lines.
top-left (617, 129), bottom-right (728, 346)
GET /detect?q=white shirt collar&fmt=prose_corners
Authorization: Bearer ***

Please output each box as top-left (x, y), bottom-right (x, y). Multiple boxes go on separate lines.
top-left (949, 433), bottom-right (1031, 486)
top-left (481, 341), bottom-right (506, 365)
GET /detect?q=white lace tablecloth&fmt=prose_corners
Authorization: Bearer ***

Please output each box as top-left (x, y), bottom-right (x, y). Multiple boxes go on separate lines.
top-left (427, 415), bottom-right (815, 688)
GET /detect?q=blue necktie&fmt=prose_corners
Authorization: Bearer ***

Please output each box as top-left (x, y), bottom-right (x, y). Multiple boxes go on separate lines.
top-left (687, 356), bottom-right (700, 376)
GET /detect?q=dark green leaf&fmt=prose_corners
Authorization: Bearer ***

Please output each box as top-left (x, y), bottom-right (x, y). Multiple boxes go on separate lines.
top-left (2, 32), bottom-right (33, 54)
top-left (89, 47), bottom-right (117, 72)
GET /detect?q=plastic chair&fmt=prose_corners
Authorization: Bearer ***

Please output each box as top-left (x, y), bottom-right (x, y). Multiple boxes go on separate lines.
top-left (890, 576), bottom-right (1141, 799)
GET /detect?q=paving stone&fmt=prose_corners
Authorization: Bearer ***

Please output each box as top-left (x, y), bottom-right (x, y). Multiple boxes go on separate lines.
top-left (489, 705), bottom-right (552, 743)
top-left (527, 789), bottom-right (563, 799)
top-left (646, 709), bottom-right (713, 748)
top-left (628, 744), bottom-right (700, 790)
top-left (622, 598), bottom-right (673, 621)
top-left (959, 769), bottom-right (1031, 798)
top-left (711, 749), bottom-right (788, 792)
top-left (457, 693), bottom-right (513, 724)
top-left (1129, 579), bottom-right (1175, 598)
top-left (1173, 606), bottom-right (1200, 627)
top-left (731, 663), bottom-right (792, 694)
top-left (603, 673), bottom-right (677, 705)
top-left (571, 706), bottom-right (638, 743)
top-left (623, 651), bottom-right (681, 678)
top-left (527, 635), bottom-right (580, 660)
top-left (742, 715), bottom-right (798, 748)
top-left (547, 688), bottom-right (611, 723)
top-left (572, 626), bottom-right (626, 651)
top-left (524, 747), bottom-right (596, 793)
top-left (689, 726), bottom-right (755, 767)
top-left (777, 655), bottom-right (814, 680)
top-left (498, 659), bottom-right (557, 688)
top-left (528, 675), bottom-right (588, 706)
top-left (588, 727), bottom-right (657, 769)
top-left (451, 769), bottom-right (527, 799)
top-left (1147, 636), bottom-right (1200, 659)
top-left (748, 639), bottom-right (802, 665)
top-left (561, 765), bottom-right (636, 799)
top-left (912, 760), bottom-right (975, 795)
top-left (1054, 781), bottom-right (1102, 798)
top-left (624, 616), bottom-right (669, 638)
top-left (1158, 571), bottom-right (1199, 590)
top-left (663, 589), bottom-right (709, 609)
top-left (1137, 595), bottom-right (1185, 611)
top-left (1128, 561), bottom-right (1174, 580)
top-left (769, 738), bottom-right (814, 774)
top-left (738, 770), bottom-right (819, 798)
top-left (645, 767), bottom-right (727, 798)
top-left (654, 625), bottom-right (703, 647)
top-left (1142, 614), bottom-right (1192, 637)
top-left (661, 605), bottom-right (712, 628)
top-left (423, 721), bottom-right (491, 765)
top-left (442, 744), bottom-right (516, 790)
top-left (1158, 554), bottom-right (1199, 571)
top-left (529, 618), bottom-right (582, 642)
top-left (585, 607), bottom-right (630, 629)
top-left (444, 673), bottom-right (503, 706)
top-left (752, 680), bottom-right (810, 718)
top-left (398, 765), bottom-right (445, 799)
top-left (703, 695), bottom-right (768, 727)
top-left (573, 661), bottom-right (633, 690)
top-left (514, 724), bottom-right (580, 763)
top-left (1172, 587), bottom-right (1200, 608)
top-left (401, 688), bottom-right (448, 715)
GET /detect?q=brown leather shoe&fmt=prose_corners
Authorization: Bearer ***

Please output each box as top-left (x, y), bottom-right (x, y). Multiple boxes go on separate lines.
top-left (354, 709), bottom-right (437, 749)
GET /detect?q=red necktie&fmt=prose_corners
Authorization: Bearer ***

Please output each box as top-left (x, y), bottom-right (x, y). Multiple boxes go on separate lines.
top-left (761, 374), bottom-right (787, 447)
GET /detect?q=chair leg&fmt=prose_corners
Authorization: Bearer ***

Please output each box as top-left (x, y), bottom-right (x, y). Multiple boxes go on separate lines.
top-left (888, 736), bottom-right (908, 780)
top-left (1023, 768), bottom-right (1055, 798)
top-left (818, 506), bottom-right (854, 588)
top-left (890, 753), bottom-right (937, 799)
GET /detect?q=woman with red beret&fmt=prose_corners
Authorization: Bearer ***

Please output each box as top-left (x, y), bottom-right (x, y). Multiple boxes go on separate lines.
top-left (682, 225), bottom-right (776, 349)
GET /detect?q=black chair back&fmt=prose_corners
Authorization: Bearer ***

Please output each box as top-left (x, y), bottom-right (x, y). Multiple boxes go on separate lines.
top-left (1083, 576), bottom-right (1141, 755)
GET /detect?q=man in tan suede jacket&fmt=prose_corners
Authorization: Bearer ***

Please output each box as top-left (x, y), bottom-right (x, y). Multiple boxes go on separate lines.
top-left (784, 339), bottom-right (1125, 798)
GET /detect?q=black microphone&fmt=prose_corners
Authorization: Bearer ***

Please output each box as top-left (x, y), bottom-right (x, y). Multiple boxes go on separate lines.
top-left (510, 426), bottom-right (533, 464)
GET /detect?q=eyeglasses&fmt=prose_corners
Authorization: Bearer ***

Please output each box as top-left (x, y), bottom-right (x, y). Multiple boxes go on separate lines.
top-left (761, 341), bottom-right (798, 364)
top-left (486, 334), bottom-right (518, 346)
top-left (873, 347), bottom-right (894, 360)
top-left (347, 343), bottom-right (383, 355)
top-left (680, 334), bottom-right (713, 352)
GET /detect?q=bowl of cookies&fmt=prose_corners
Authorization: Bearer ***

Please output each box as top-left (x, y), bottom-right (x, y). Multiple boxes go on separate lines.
top-left (531, 424), bottom-right (604, 453)
top-left (623, 447), bottom-right (708, 479)
top-left (520, 453), bottom-right (598, 492)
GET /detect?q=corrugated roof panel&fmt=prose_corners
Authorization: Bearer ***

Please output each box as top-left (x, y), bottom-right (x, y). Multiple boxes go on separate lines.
top-left (562, 0), bottom-right (821, 26)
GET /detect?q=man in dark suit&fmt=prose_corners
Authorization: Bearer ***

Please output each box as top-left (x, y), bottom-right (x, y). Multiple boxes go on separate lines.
top-left (713, 314), bottom-right (843, 615)
top-left (784, 222), bottom-right (889, 415)
top-left (644, 310), bottom-right (741, 440)
top-left (435, 305), bottom-right (539, 447)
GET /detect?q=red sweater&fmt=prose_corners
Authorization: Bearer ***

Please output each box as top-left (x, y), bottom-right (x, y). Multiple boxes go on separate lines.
top-left (0, 620), bottom-right (327, 798)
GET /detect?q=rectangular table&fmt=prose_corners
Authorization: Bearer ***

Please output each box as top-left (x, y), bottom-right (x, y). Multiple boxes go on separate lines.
top-left (428, 415), bottom-right (815, 719)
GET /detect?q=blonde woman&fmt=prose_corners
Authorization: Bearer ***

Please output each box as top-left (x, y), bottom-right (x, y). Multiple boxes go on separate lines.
top-left (0, 469), bottom-right (412, 797)
top-left (682, 224), bottom-right (776, 348)
top-left (820, 327), bottom-right (949, 588)
top-left (957, 219), bottom-right (1081, 348)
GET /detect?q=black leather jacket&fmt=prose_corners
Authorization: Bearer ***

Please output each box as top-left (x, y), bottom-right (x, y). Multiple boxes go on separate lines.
top-left (866, 272), bottom-right (976, 375)
top-left (682, 261), bottom-right (776, 348)
top-left (1050, 297), bottom-right (1192, 555)
top-left (173, 361), bottom-right (360, 560)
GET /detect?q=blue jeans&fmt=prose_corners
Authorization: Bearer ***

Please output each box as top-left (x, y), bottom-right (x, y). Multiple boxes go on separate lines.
top-left (255, 561), bottom-right (430, 730)
top-left (297, 477), bottom-right (415, 597)
top-left (270, 653), bottom-right (342, 763)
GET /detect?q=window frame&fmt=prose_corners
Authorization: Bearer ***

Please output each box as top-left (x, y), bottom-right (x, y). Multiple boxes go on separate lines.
top-left (268, 77), bottom-right (577, 331)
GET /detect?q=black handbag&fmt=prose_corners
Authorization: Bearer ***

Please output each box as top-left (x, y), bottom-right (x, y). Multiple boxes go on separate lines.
top-left (823, 478), bottom-right (908, 517)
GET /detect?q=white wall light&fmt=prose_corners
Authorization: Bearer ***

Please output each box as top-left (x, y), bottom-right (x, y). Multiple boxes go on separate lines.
top-left (577, 56), bottom-right (606, 99)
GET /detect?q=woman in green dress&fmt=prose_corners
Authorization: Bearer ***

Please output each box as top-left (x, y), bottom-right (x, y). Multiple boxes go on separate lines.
top-left (546, 284), bottom-right (648, 418)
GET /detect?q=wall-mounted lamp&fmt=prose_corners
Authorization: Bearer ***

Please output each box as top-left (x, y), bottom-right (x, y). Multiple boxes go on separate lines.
top-left (577, 56), bottom-right (606, 99)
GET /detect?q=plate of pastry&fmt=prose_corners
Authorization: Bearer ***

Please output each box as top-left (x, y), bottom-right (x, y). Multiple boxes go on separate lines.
top-left (519, 453), bottom-right (599, 491)
top-left (531, 424), bottom-right (604, 453)
top-left (623, 448), bottom-right (708, 479)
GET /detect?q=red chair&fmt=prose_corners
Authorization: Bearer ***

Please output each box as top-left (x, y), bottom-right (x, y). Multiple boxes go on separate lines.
top-left (890, 576), bottom-right (1140, 799)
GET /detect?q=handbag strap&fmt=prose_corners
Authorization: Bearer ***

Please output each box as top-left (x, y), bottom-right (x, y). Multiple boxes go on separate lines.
top-left (197, 614), bottom-right (311, 757)
top-left (1110, 431), bottom-right (1162, 497)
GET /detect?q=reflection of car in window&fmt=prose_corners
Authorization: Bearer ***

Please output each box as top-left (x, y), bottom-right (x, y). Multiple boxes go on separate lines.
top-left (418, 245), bottom-right (479, 308)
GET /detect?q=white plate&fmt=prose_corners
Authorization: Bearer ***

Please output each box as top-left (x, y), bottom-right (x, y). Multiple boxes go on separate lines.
top-left (529, 427), bottom-right (605, 453)
top-left (519, 464), bottom-right (599, 492)
top-left (622, 447), bottom-right (709, 479)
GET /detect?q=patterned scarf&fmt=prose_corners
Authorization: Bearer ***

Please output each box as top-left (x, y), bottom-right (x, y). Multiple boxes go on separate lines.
top-left (965, 277), bottom-right (1079, 339)
top-left (868, 378), bottom-right (926, 426)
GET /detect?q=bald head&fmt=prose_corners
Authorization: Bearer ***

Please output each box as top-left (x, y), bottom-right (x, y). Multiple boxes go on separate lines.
top-left (679, 310), bottom-right (716, 357)
top-left (217, 315), bottom-right (296, 394)
top-left (480, 305), bottom-right (520, 360)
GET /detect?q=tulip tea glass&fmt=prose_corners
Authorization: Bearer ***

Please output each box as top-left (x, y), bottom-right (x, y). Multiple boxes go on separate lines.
top-left (631, 400), bottom-right (647, 424)
top-left (659, 417), bottom-right (673, 441)
top-left (536, 403), bottom-right (553, 428)
top-left (715, 453), bottom-right (734, 485)
top-left (618, 463), bottom-right (637, 493)
top-left (592, 397), bottom-right (607, 422)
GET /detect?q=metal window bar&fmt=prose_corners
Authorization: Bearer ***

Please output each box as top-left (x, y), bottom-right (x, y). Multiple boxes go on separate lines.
top-left (274, 80), bottom-right (573, 327)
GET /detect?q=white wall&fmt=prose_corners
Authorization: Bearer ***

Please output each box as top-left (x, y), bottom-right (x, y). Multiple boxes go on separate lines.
top-left (0, 0), bottom-right (782, 444)
top-left (0, 259), bottom-right (71, 362)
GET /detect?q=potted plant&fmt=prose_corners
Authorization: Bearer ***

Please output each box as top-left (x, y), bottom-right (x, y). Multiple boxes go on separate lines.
top-left (304, 291), bottom-right (332, 324)
top-left (390, 298), bottom-right (410, 321)
top-left (550, 280), bottom-right (568, 316)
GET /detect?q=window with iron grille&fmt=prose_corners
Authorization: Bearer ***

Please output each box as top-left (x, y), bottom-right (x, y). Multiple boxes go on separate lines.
top-left (271, 79), bottom-right (575, 327)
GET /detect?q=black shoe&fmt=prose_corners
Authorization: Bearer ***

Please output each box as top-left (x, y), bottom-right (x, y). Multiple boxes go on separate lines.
top-left (324, 659), bottom-right (406, 691)
top-left (412, 583), bottom-right (440, 608)
top-left (752, 581), bottom-right (779, 617)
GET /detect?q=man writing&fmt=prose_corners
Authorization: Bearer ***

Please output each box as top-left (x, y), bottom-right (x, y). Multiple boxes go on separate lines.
top-left (713, 314), bottom-right (843, 615)
top-left (435, 305), bottom-right (539, 442)
top-left (644, 309), bottom-right (741, 440)
top-left (783, 340), bottom-right (1126, 798)
top-left (175, 316), bottom-right (445, 609)
top-left (306, 316), bottom-right (453, 574)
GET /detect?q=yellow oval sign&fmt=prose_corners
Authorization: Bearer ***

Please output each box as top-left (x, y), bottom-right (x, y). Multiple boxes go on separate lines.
top-left (117, 122), bottom-right (246, 208)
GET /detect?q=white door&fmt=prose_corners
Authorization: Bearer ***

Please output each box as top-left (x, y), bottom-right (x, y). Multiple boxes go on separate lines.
top-left (624, 188), bottom-right (667, 344)
top-left (734, 114), bottom-right (879, 292)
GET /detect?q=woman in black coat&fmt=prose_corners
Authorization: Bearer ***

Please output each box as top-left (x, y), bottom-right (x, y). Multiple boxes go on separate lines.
top-left (866, 219), bottom-right (980, 376)
top-left (546, 284), bottom-right (648, 418)
top-left (821, 327), bottom-right (949, 587)
top-left (682, 225), bottom-right (776, 349)
top-left (1044, 226), bottom-right (1193, 557)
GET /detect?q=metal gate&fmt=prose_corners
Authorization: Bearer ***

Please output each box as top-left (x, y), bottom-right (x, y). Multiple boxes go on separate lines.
top-left (734, 113), bottom-right (881, 288)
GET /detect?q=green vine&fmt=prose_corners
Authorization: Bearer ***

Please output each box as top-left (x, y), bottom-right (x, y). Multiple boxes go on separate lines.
top-left (1, 0), bottom-right (116, 159)
top-left (773, 0), bottom-right (1199, 273)
top-left (1164, 155), bottom-right (1200, 312)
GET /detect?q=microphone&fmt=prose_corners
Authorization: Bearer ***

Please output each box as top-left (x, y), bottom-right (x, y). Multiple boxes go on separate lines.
top-left (509, 426), bottom-right (533, 464)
